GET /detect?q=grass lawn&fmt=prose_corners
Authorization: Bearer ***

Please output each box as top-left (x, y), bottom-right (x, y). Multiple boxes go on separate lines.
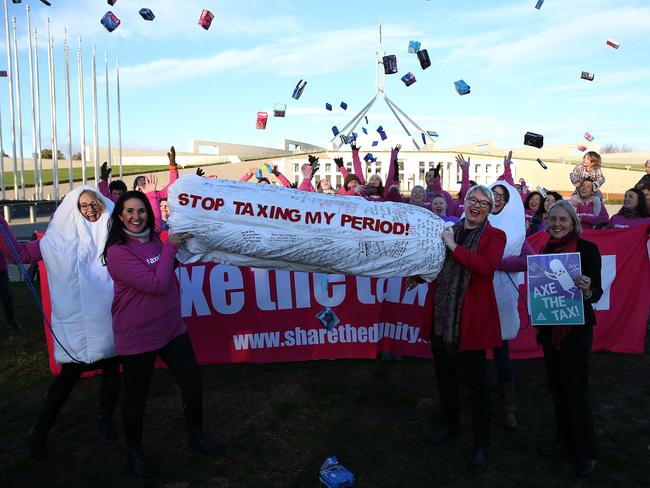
top-left (1, 165), bottom-right (173, 190)
top-left (0, 284), bottom-right (648, 487)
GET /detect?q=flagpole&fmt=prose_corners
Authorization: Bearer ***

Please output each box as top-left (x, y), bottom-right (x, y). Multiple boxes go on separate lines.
top-left (116, 59), bottom-right (122, 179)
top-left (46, 18), bottom-right (59, 200)
top-left (33, 27), bottom-right (43, 199)
top-left (91, 44), bottom-right (99, 186)
top-left (26, 4), bottom-right (39, 200)
top-left (64, 29), bottom-right (73, 192)
top-left (4, 0), bottom-right (18, 199)
top-left (11, 16), bottom-right (25, 199)
top-left (105, 51), bottom-right (111, 173)
top-left (77, 37), bottom-right (87, 185)
top-left (0, 96), bottom-right (4, 200)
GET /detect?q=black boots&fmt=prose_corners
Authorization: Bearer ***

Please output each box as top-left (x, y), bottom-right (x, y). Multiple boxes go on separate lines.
top-left (430, 425), bottom-right (459, 445)
top-left (126, 447), bottom-right (155, 479)
top-left (469, 447), bottom-right (489, 475)
top-left (188, 430), bottom-right (221, 455)
top-left (27, 391), bottom-right (67, 460)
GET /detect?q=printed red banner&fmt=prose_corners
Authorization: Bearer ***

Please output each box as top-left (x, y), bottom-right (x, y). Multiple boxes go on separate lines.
top-left (40, 226), bottom-right (649, 371)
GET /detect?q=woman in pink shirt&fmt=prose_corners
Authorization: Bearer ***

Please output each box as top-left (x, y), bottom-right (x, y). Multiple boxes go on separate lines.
top-left (607, 188), bottom-right (650, 229)
top-left (101, 191), bottom-right (219, 478)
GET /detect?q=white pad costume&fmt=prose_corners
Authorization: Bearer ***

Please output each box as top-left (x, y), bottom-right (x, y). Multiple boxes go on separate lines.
top-left (39, 186), bottom-right (115, 364)
top-left (488, 181), bottom-right (526, 341)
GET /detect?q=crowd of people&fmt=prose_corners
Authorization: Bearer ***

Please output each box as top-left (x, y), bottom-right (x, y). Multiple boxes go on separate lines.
top-left (0, 144), bottom-right (648, 480)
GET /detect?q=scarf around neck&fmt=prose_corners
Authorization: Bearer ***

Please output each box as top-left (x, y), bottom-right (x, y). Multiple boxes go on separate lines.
top-left (124, 227), bottom-right (151, 243)
top-left (433, 218), bottom-right (489, 353)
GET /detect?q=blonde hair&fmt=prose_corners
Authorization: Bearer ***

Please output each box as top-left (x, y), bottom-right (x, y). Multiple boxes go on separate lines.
top-left (465, 185), bottom-right (494, 211)
top-left (77, 189), bottom-right (106, 214)
top-left (548, 200), bottom-right (582, 234)
top-left (583, 151), bottom-right (601, 169)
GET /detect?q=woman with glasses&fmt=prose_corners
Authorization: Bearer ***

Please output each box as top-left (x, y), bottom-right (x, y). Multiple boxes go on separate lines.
top-left (488, 182), bottom-right (527, 429)
top-left (0, 187), bottom-right (119, 460)
top-left (409, 184), bottom-right (506, 475)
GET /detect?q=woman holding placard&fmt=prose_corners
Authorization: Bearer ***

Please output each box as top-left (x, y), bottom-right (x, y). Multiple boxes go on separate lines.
top-left (537, 200), bottom-right (602, 478)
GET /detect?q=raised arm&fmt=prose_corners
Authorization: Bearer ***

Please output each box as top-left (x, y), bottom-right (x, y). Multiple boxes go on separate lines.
top-left (351, 144), bottom-right (366, 185)
top-left (240, 167), bottom-right (256, 182)
top-left (271, 165), bottom-right (292, 187)
top-left (431, 163), bottom-right (453, 208)
top-left (298, 163), bottom-right (316, 192)
top-left (334, 157), bottom-right (350, 178)
top-left (0, 215), bottom-right (42, 264)
top-left (497, 151), bottom-right (515, 186)
top-left (159, 146), bottom-right (180, 199)
top-left (142, 175), bottom-right (163, 233)
top-left (456, 154), bottom-right (471, 198)
top-left (98, 162), bottom-right (119, 203)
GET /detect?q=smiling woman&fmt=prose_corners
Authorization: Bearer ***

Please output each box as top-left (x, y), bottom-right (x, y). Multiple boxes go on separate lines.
top-left (101, 190), bottom-right (220, 479)
top-left (413, 184), bottom-right (506, 475)
top-left (537, 200), bottom-right (602, 477)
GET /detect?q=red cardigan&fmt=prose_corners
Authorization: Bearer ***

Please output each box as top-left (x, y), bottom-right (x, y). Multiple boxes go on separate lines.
top-left (446, 222), bottom-right (506, 351)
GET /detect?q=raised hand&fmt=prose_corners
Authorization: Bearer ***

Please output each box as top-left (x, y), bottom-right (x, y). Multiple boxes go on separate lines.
top-left (333, 157), bottom-right (344, 169)
top-left (301, 163), bottom-right (314, 179)
top-left (167, 146), bottom-right (177, 168)
top-left (100, 161), bottom-right (112, 181)
top-left (503, 150), bottom-right (513, 167)
top-left (196, 167), bottom-right (205, 177)
top-left (433, 162), bottom-right (441, 178)
top-left (270, 165), bottom-right (281, 176)
top-left (308, 155), bottom-right (319, 166)
top-left (455, 153), bottom-right (470, 169)
top-left (142, 174), bottom-right (158, 194)
top-left (350, 143), bottom-right (360, 152)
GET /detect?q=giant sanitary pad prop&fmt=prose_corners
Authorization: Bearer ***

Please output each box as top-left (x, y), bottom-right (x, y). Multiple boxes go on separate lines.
top-left (167, 176), bottom-right (447, 280)
top-left (39, 186), bottom-right (115, 364)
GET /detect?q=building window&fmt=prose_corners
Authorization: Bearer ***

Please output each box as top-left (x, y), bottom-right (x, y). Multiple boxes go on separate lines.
top-left (294, 164), bottom-right (299, 174)
top-left (336, 175), bottom-right (342, 188)
top-left (325, 163), bottom-right (332, 172)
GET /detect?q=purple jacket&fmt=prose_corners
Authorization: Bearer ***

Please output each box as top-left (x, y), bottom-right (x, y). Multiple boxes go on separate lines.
top-left (106, 235), bottom-right (186, 355)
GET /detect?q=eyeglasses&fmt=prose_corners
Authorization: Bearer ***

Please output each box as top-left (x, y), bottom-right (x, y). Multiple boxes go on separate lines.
top-left (493, 193), bottom-right (506, 201)
top-left (79, 202), bottom-right (99, 211)
top-left (467, 197), bottom-right (490, 209)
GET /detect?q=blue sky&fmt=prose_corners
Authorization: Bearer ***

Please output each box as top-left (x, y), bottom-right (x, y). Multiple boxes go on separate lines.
top-left (0, 0), bottom-right (649, 155)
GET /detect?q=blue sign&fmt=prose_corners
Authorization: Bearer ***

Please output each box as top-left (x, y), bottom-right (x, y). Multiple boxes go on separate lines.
top-left (527, 252), bottom-right (585, 326)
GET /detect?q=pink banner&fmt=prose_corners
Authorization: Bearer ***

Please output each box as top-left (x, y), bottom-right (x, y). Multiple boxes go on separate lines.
top-left (41, 226), bottom-right (649, 370)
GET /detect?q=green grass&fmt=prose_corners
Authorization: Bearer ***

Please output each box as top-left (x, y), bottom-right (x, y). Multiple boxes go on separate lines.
top-left (1, 284), bottom-right (648, 487)
top-left (1, 165), bottom-right (172, 190)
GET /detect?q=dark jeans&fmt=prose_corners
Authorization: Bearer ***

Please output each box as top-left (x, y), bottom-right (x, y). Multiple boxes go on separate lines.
top-left (33, 357), bottom-right (121, 438)
top-left (541, 326), bottom-right (596, 462)
top-left (121, 332), bottom-right (203, 448)
top-left (492, 340), bottom-right (513, 384)
top-left (0, 270), bottom-right (15, 322)
top-left (47, 357), bottom-right (120, 410)
top-left (432, 346), bottom-right (490, 449)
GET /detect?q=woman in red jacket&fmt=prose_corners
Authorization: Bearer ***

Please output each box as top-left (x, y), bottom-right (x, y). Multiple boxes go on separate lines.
top-left (412, 184), bottom-right (506, 475)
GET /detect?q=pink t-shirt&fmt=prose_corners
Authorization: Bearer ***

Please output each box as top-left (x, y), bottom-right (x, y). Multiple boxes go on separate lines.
top-left (106, 235), bottom-right (186, 355)
top-left (575, 201), bottom-right (609, 230)
top-left (607, 214), bottom-right (650, 229)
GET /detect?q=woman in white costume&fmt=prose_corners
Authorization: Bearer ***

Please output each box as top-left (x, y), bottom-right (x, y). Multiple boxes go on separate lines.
top-left (0, 186), bottom-right (118, 459)
top-left (488, 181), bottom-right (528, 429)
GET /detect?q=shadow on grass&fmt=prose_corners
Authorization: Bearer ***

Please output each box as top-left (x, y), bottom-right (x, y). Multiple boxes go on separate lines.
top-left (0, 285), bottom-right (648, 487)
